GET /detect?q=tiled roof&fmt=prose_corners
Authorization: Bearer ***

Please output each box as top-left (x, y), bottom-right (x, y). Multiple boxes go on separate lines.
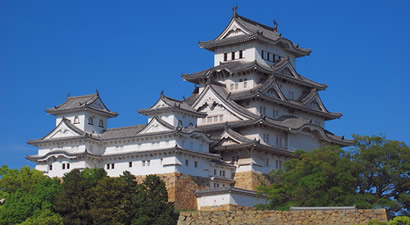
top-left (199, 14), bottom-right (311, 57)
top-left (101, 125), bottom-right (146, 140)
top-left (46, 92), bottom-right (118, 117)
top-left (139, 93), bottom-right (206, 117)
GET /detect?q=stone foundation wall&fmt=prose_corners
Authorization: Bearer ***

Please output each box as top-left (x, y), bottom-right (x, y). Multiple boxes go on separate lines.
top-left (178, 209), bottom-right (388, 225)
top-left (134, 173), bottom-right (209, 210)
top-left (233, 171), bottom-right (270, 191)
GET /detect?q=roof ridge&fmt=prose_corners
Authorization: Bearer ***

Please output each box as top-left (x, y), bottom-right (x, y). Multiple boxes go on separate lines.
top-left (237, 15), bottom-right (277, 33)
top-left (67, 93), bottom-right (97, 99)
top-left (105, 124), bottom-right (147, 131)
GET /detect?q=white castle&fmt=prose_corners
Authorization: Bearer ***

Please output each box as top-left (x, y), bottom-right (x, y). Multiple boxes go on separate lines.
top-left (27, 8), bottom-right (350, 210)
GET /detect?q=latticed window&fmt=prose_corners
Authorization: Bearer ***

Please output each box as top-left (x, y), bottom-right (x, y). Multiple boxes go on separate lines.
top-left (98, 119), bottom-right (104, 128)
top-left (74, 116), bottom-right (80, 124)
top-left (88, 117), bottom-right (93, 125)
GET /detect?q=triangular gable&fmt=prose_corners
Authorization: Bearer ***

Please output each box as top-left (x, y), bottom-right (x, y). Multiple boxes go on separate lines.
top-left (305, 94), bottom-right (328, 112)
top-left (216, 19), bottom-right (250, 40)
top-left (137, 116), bottom-right (175, 134)
top-left (260, 78), bottom-right (287, 101)
top-left (89, 98), bottom-right (109, 111)
top-left (277, 61), bottom-right (300, 80)
top-left (217, 129), bottom-right (251, 146)
top-left (151, 98), bottom-right (168, 109)
top-left (43, 119), bottom-right (83, 140)
top-left (191, 86), bottom-right (253, 121)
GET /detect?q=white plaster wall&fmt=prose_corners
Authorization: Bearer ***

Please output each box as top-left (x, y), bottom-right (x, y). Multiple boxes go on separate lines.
top-left (255, 42), bottom-right (297, 68)
top-left (289, 132), bottom-right (320, 151)
top-left (83, 111), bottom-right (108, 134)
top-left (41, 159), bottom-right (87, 177)
top-left (277, 81), bottom-right (305, 101)
top-left (214, 42), bottom-right (255, 66)
top-left (56, 113), bottom-right (86, 130)
top-left (197, 193), bottom-right (231, 209)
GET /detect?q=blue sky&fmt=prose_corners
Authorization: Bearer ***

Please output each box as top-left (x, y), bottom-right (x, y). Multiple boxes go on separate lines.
top-left (1, 0), bottom-right (409, 169)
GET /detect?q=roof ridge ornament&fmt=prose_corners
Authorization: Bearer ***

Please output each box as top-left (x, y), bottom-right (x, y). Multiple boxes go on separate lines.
top-left (273, 20), bottom-right (278, 32)
top-left (232, 5), bottom-right (238, 18)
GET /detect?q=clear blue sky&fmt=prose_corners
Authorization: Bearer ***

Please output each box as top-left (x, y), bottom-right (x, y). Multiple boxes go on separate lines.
top-left (1, 0), bottom-right (409, 169)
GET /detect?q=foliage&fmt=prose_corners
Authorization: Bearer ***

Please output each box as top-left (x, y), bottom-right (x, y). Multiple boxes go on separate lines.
top-left (388, 216), bottom-right (410, 225)
top-left (53, 168), bottom-right (107, 225)
top-left (18, 209), bottom-right (63, 225)
top-left (131, 175), bottom-right (176, 225)
top-left (258, 145), bottom-right (358, 210)
top-left (352, 135), bottom-right (410, 217)
top-left (0, 166), bottom-right (60, 225)
top-left (258, 135), bottom-right (410, 218)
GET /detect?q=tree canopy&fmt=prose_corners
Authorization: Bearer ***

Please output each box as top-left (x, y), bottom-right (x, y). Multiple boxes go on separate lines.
top-left (258, 135), bottom-right (409, 218)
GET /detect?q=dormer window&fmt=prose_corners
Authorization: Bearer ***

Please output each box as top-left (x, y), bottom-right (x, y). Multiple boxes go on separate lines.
top-left (88, 117), bottom-right (93, 125)
top-left (74, 116), bottom-right (80, 124)
top-left (98, 119), bottom-right (104, 128)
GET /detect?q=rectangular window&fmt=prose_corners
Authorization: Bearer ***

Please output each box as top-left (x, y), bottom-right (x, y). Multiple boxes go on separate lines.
top-left (201, 118), bottom-right (206, 123)
top-left (160, 158), bottom-right (163, 165)
top-left (129, 162), bottom-right (132, 168)
top-left (224, 53), bottom-right (227, 61)
top-left (219, 170), bottom-right (222, 176)
top-left (263, 134), bottom-right (270, 144)
top-left (276, 160), bottom-right (279, 169)
top-left (273, 54), bottom-right (276, 62)
top-left (214, 169), bottom-right (217, 175)
top-left (235, 83), bottom-right (238, 89)
top-left (111, 163), bottom-right (114, 169)
top-left (219, 115), bottom-right (223, 121)
top-left (194, 161), bottom-right (198, 168)
top-left (243, 78), bottom-right (248, 88)
top-left (239, 50), bottom-right (243, 58)
top-left (67, 163), bottom-right (70, 169)
top-left (279, 161), bottom-right (282, 169)
top-left (239, 79), bottom-right (243, 82)
top-left (267, 52), bottom-right (270, 61)
top-left (261, 50), bottom-right (265, 59)
top-left (147, 160), bottom-right (150, 166)
top-left (207, 117), bottom-right (212, 123)
top-left (259, 106), bottom-right (266, 115)
top-left (230, 84), bottom-right (234, 90)
top-left (49, 165), bottom-right (52, 171)
top-left (185, 159), bottom-right (189, 166)
top-left (231, 52), bottom-right (235, 60)
top-left (266, 158), bottom-right (269, 167)
top-left (222, 170), bottom-right (225, 177)
top-left (213, 116), bottom-right (218, 122)
top-left (142, 160), bottom-right (145, 166)
top-left (62, 163), bottom-right (65, 170)
top-left (107, 164), bottom-right (110, 169)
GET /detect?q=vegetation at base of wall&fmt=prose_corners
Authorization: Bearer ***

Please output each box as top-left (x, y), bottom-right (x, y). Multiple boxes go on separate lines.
top-left (258, 135), bottom-right (410, 219)
top-left (0, 167), bottom-right (177, 225)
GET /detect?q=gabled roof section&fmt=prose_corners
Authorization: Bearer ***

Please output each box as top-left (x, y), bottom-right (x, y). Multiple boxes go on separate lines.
top-left (182, 60), bottom-right (271, 84)
top-left (27, 118), bottom-right (95, 145)
top-left (138, 92), bottom-right (206, 117)
top-left (137, 116), bottom-right (176, 135)
top-left (191, 84), bottom-right (259, 120)
top-left (273, 58), bottom-right (327, 90)
top-left (46, 92), bottom-right (118, 118)
top-left (229, 77), bottom-right (341, 120)
top-left (199, 11), bottom-right (311, 57)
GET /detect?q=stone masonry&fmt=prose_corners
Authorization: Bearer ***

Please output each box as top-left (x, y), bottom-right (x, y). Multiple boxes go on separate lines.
top-left (135, 172), bottom-right (209, 210)
top-left (177, 208), bottom-right (388, 225)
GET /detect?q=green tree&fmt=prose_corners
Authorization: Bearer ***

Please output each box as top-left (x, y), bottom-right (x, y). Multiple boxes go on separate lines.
top-left (0, 166), bottom-right (60, 225)
top-left (352, 135), bottom-right (410, 217)
top-left (88, 177), bottom-right (130, 225)
top-left (19, 209), bottom-right (63, 225)
top-left (53, 168), bottom-right (107, 225)
top-left (258, 146), bottom-right (358, 210)
top-left (132, 175), bottom-right (176, 225)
